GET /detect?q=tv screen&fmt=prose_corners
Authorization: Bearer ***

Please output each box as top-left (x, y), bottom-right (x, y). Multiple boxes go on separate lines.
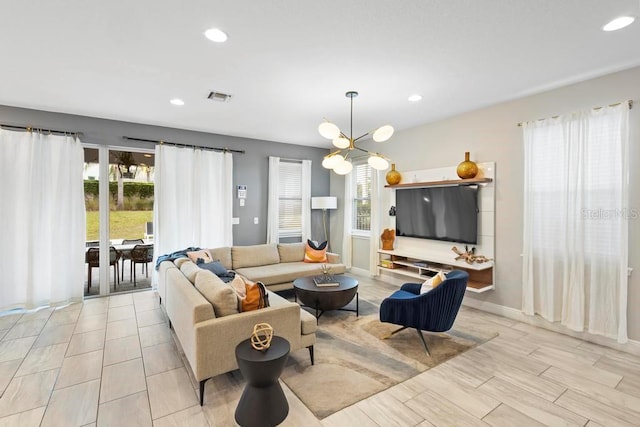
top-left (395, 186), bottom-right (478, 244)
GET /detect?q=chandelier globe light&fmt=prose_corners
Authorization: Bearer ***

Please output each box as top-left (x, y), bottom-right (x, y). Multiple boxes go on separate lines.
top-left (319, 91), bottom-right (393, 174)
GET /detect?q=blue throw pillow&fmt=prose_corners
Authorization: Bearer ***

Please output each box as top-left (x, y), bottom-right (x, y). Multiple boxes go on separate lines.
top-left (198, 260), bottom-right (228, 276)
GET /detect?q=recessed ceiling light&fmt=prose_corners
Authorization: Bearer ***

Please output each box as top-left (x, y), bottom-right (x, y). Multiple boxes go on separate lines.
top-left (408, 94), bottom-right (423, 102)
top-left (143, 154), bottom-right (152, 158)
top-left (170, 98), bottom-right (185, 106)
top-left (602, 16), bottom-right (635, 31)
top-left (204, 28), bottom-right (228, 43)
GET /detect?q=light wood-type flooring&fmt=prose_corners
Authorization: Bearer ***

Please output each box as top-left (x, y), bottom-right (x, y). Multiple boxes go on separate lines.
top-left (1, 273), bottom-right (640, 426)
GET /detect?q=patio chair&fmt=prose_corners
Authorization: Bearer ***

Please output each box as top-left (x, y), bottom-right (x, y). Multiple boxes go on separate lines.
top-left (85, 247), bottom-right (121, 293)
top-left (129, 244), bottom-right (154, 286)
top-left (144, 222), bottom-right (153, 239)
top-left (120, 238), bottom-right (144, 281)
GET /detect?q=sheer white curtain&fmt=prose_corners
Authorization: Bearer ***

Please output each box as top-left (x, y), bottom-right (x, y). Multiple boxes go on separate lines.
top-left (522, 103), bottom-right (629, 343)
top-left (0, 129), bottom-right (85, 310)
top-left (342, 174), bottom-right (353, 268)
top-left (369, 169), bottom-right (382, 275)
top-left (266, 156), bottom-right (280, 244)
top-left (301, 159), bottom-right (312, 242)
top-left (154, 145), bottom-right (233, 268)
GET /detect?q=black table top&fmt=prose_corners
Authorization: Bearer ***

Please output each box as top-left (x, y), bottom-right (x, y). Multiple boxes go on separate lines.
top-left (235, 335), bottom-right (290, 363)
top-left (293, 275), bottom-right (358, 293)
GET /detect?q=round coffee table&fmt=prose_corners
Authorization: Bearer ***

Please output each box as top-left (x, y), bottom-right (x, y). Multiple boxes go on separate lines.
top-left (234, 336), bottom-right (290, 427)
top-left (293, 275), bottom-right (359, 323)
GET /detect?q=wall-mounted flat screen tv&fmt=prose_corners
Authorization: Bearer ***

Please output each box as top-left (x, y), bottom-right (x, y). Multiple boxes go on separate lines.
top-left (395, 186), bottom-right (479, 244)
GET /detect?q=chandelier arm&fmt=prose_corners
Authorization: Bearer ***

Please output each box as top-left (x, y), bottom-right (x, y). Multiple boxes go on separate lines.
top-left (325, 149), bottom-right (344, 157)
top-left (353, 132), bottom-right (370, 142)
top-left (353, 146), bottom-right (370, 154)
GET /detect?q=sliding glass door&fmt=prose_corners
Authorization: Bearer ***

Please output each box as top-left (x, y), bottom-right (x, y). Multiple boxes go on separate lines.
top-left (83, 146), bottom-right (155, 297)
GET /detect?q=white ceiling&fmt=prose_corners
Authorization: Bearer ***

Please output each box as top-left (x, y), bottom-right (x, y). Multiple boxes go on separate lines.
top-left (1, 0), bottom-right (640, 148)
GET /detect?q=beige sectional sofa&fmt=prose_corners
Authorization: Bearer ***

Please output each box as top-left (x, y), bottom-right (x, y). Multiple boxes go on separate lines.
top-left (157, 242), bottom-right (346, 405)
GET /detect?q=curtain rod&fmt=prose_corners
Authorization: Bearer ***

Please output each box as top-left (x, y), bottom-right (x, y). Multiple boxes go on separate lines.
top-left (122, 136), bottom-right (245, 154)
top-left (517, 100), bottom-right (633, 127)
top-left (0, 123), bottom-right (83, 136)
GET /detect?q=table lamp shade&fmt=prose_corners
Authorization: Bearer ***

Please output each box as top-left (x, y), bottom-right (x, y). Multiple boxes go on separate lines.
top-left (311, 196), bottom-right (337, 210)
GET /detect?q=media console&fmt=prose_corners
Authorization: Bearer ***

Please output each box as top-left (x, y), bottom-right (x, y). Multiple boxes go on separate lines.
top-left (378, 249), bottom-right (494, 293)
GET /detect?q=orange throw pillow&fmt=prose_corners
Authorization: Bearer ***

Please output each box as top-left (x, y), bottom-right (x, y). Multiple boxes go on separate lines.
top-left (304, 240), bottom-right (327, 263)
top-left (241, 281), bottom-right (270, 312)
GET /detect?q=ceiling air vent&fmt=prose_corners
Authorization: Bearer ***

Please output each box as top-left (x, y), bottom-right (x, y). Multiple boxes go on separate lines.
top-left (207, 91), bottom-right (232, 102)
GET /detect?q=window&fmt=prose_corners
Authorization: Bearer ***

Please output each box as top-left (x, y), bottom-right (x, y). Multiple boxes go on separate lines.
top-left (525, 111), bottom-right (626, 258)
top-left (522, 103), bottom-right (629, 342)
top-left (352, 163), bottom-right (371, 233)
top-left (278, 161), bottom-right (302, 238)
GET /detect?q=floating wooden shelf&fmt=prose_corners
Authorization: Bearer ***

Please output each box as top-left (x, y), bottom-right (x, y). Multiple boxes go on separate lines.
top-left (378, 250), bottom-right (495, 293)
top-left (384, 177), bottom-right (493, 188)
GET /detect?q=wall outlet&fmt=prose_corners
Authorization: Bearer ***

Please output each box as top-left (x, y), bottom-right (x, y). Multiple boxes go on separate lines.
top-left (232, 217), bottom-right (240, 225)
top-left (254, 217), bottom-right (259, 224)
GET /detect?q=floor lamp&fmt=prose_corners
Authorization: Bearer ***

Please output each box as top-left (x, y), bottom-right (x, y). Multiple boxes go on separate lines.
top-left (311, 196), bottom-right (337, 251)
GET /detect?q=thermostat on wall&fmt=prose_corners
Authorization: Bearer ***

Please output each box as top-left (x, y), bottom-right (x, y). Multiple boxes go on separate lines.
top-left (237, 185), bottom-right (247, 199)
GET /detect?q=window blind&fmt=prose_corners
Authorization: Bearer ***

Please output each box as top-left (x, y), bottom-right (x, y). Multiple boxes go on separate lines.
top-left (353, 163), bottom-right (372, 232)
top-left (278, 161), bottom-right (302, 237)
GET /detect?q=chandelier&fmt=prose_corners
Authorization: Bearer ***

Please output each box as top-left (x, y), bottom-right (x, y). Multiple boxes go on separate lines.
top-left (319, 91), bottom-right (393, 175)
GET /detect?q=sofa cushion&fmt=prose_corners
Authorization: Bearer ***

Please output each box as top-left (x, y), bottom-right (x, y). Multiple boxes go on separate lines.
top-left (174, 257), bottom-right (191, 268)
top-left (232, 244), bottom-right (280, 269)
top-left (267, 291), bottom-right (316, 335)
top-left (236, 262), bottom-right (346, 286)
top-left (278, 242), bottom-right (305, 263)
top-left (194, 270), bottom-right (240, 317)
top-left (180, 261), bottom-right (201, 284)
top-left (209, 247), bottom-right (232, 270)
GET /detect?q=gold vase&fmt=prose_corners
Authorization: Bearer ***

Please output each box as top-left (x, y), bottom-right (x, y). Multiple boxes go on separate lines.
top-left (456, 152), bottom-right (478, 179)
top-left (385, 163), bottom-right (402, 185)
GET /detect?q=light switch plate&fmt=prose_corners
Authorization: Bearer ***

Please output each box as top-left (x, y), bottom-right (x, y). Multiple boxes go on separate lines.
top-left (254, 217), bottom-right (259, 224)
top-left (232, 217), bottom-right (240, 225)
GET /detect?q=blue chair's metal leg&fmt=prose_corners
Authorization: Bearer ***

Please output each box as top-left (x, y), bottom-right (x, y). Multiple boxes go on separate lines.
top-left (382, 326), bottom-right (408, 339)
top-left (416, 329), bottom-right (431, 356)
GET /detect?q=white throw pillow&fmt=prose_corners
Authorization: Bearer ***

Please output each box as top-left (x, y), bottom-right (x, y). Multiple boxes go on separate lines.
top-left (420, 271), bottom-right (446, 294)
top-left (420, 277), bottom-right (434, 294)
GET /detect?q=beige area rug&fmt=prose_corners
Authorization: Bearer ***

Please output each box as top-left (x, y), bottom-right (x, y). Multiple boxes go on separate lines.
top-left (281, 299), bottom-right (497, 419)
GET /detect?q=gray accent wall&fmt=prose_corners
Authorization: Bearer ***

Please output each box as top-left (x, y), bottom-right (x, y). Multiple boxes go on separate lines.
top-left (0, 105), bottom-right (331, 246)
top-left (331, 65), bottom-right (640, 341)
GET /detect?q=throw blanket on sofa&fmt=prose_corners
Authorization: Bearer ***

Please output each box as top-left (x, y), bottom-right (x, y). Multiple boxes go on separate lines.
top-left (155, 247), bottom-right (201, 270)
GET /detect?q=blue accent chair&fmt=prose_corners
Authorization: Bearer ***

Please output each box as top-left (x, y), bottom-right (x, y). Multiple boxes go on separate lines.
top-left (379, 270), bottom-right (469, 355)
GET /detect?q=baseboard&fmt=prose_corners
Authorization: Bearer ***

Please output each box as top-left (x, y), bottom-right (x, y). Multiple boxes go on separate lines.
top-left (463, 298), bottom-right (640, 356)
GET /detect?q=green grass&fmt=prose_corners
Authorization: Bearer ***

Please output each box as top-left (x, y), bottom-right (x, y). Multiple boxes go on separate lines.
top-left (86, 211), bottom-right (153, 241)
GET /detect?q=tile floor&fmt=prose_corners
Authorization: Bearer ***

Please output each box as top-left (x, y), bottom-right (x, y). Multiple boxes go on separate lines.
top-left (1, 275), bottom-right (640, 426)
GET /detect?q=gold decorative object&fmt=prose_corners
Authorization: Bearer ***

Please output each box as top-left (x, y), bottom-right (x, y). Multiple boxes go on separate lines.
top-left (250, 323), bottom-right (274, 351)
top-left (451, 246), bottom-right (492, 264)
top-left (456, 152), bottom-right (478, 179)
top-left (381, 228), bottom-right (396, 250)
top-left (320, 263), bottom-right (331, 275)
top-left (385, 163), bottom-right (402, 185)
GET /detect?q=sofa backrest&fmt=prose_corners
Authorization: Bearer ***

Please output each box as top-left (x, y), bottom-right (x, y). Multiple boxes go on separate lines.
top-left (277, 242), bottom-right (305, 263)
top-left (232, 243), bottom-right (280, 269)
top-left (180, 260), bottom-right (201, 284)
top-left (208, 247), bottom-right (232, 270)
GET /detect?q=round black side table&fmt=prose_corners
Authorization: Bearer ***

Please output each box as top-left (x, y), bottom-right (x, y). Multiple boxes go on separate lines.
top-left (234, 336), bottom-right (290, 427)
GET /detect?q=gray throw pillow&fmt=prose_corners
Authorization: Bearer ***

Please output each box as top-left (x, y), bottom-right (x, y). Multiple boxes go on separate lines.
top-left (198, 260), bottom-right (228, 276)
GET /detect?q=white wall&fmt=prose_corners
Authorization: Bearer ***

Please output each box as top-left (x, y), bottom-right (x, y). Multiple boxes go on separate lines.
top-left (331, 65), bottom-right (640, 340)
